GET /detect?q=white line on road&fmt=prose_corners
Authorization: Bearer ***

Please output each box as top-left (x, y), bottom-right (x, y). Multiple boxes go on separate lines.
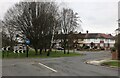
top-left (38, 63), bottom-right (57, 73)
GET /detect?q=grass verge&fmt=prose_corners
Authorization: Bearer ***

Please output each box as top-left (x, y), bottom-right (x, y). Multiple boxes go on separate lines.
top-left (1, 50), bottom-right (82, 59)
top-left (101, 60), bottom-right (120, 67)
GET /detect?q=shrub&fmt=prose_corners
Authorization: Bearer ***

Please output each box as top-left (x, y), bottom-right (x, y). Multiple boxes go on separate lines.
top-left (100, 47), bottom-right (105, 50)
top-left (77, 46), bottom-right (82, 50)
top-left (83, 46), bottom-right (90, 49)
top-left (94, 46), bottom-right (98, 49)
top-left (110, 47), bottom-right (116, 52)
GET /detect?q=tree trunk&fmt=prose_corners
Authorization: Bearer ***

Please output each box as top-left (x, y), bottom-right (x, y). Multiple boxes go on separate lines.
top-left (64, 40), bottom-right (66, 54)
top-left (35, 48), bottom-right (38, 55)
top-left (73, 49), bottom-right (75, 53)
top-left (47, 51), bottom-right (50, 56)
top-left (47, 48), bottom-right (51, 56)
top-left (39, 48), bottom-right (42, 55)
top-left (64, 47), bottom-right (66, 54)
top-left (67, 46), bottom-right (69, 54)
top-left (9, 38), bottom-right (13, 52)
top-left (45, 48), bottom-right (47, 52)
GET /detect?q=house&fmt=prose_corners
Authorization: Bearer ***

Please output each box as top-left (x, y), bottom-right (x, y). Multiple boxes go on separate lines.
top-left (54, 31), bottom-right (115, 50)
top-left (78, 33), bottom-right (115, 49)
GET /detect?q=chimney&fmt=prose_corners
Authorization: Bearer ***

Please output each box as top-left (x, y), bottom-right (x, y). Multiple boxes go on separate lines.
top-left (86, 30), bottom-right (89, 34)
top-left (85, 30), bottom-right (89, 38)
top-left (79, 32), bottom-right (81, 34)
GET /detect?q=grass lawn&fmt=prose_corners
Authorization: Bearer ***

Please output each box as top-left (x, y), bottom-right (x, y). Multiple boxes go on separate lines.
top-left (101, 61), bottom-right (120, 67)
top-left (1, 50), bottom-right (82, 59)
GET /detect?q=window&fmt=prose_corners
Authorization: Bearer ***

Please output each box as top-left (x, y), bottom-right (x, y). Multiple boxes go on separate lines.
top-left (101, 39), bottom-right (104, 41)
top-left (105, 39), bottom-right (108, 41)
top-left (86, 39), bottom-right (89, 41)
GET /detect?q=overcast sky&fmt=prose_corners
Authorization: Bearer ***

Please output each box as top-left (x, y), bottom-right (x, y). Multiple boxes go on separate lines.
top-left (0, 0), bottom-right (119, 35)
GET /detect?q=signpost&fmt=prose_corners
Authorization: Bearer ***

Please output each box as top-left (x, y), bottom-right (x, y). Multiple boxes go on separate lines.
top-left (25, 39), bottom-right (30, 57)
top-left (26, 39), bottom-right (30, 45)
top-left (14, 34), bottom-right (30, 58)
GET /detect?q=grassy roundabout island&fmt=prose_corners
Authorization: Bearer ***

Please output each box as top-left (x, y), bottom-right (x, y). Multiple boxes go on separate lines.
top-left (1, 50), bottom-right (82, 59)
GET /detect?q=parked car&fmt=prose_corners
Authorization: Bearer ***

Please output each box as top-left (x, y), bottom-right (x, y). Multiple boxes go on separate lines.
top-left (57, 47), bottom-right (64, 50)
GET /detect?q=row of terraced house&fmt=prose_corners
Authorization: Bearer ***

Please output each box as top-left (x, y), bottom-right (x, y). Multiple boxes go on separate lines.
top-left (53, 31), bottom-right (115, 50)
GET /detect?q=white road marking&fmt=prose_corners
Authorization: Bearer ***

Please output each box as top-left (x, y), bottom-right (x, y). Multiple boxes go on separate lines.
top-left (38, 63), bottom-right (57, 72)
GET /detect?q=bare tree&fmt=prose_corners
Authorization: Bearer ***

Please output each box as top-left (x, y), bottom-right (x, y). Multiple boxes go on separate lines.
top-left (3, 22), bottom-right (16, 51)
top-left (3, 1), bottom-right (59, 55)
top-left (60, 8), bottom-right (80, 54)
top-left (3, 1), bottom-right (81, 56)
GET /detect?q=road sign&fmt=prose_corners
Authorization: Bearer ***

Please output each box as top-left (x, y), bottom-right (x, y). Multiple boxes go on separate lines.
top-left (26, 39), bottom-right (30, 45)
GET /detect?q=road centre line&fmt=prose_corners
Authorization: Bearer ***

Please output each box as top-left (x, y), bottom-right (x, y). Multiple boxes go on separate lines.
top-left (38, 63), bottom-right (57, 73)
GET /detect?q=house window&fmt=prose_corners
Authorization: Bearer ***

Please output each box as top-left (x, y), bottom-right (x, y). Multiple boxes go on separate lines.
top-left (95, 44), bottom-right (98, 46)
top-left (87, 39), bottom-right (90, 41)
top-left (110, 44), bottom-right (114, 47)
top-left (105, 39), bottom-right (108, 41)
top-left (101, 39), bottom-right (104, 41)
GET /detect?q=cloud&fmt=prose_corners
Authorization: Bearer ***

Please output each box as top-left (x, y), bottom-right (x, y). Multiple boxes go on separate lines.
top-left (67, 1), bottom-right (118, 33)
top-left (0, 0), bottom-right (118, 34)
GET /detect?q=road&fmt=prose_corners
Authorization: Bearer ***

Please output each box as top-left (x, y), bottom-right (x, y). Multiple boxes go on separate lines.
top-left (2, 51), bottom-right (119, 76)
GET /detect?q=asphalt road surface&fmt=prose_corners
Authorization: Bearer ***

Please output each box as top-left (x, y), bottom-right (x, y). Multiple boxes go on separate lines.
top-left (2, 51), bottom-right (119, 76)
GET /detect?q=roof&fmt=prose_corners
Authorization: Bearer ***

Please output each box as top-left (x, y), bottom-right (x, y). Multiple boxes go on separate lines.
top-left (54, 33), bottom-right (114, 39)
top-left (99, 34), bottom-right (113, 39)
top-left (84, 33), bottom-right (99, 39)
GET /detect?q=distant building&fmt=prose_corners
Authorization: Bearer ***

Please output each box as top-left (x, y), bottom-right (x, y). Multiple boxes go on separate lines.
top-left (54, 31), bottom-right (115, 50)
top-left (81, 33), bottom-right (115, 49)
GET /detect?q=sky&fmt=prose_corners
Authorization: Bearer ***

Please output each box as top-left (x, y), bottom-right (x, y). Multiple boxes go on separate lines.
top-left (0, 0), bottom-right (119, 35)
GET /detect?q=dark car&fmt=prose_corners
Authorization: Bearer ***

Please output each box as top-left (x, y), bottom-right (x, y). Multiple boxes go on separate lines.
top-left (57, 47), bottom-right (64, 50)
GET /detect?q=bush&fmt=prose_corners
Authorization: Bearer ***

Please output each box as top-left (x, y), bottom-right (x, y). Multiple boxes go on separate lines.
top-left (83, 46), bottom-right (90, 49)
top-left (77, 46), bottom-right (90, 50)
top-left (94, 46), bottom-right (98, 49)
top-left (110, 47), bottom-right (116, 52)
top-left (100, 47), bottom-right (105, 50)
top-left (77, 46), bottom-right (82, 50)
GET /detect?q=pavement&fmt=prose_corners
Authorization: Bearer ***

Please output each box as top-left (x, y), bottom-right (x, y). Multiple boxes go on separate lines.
top-left (2, 51), bottom-right (119, 76)
top-left (85, 59), bottom-right (111, 65)
top-left (85, 58), bottom-right (120, 68)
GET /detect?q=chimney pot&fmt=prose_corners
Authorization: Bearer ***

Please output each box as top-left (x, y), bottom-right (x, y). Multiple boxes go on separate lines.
top-left (86, 30), bottom-right (89, 34)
